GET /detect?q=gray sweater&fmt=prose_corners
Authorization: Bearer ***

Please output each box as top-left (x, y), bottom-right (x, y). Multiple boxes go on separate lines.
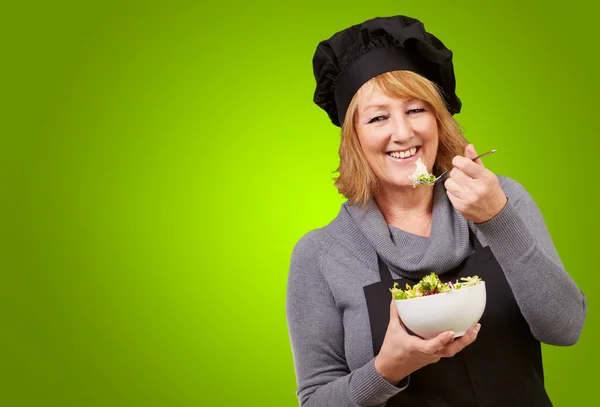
top-left (285, 175), bottom-right (587, 407)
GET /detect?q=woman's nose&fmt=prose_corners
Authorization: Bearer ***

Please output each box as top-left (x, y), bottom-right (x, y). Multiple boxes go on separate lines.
top-left (390, 116), bottom-right (413, 142)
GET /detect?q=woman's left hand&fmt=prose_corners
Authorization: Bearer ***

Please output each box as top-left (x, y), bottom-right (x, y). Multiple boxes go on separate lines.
top-left (444, 144), bottom-right (508, 224)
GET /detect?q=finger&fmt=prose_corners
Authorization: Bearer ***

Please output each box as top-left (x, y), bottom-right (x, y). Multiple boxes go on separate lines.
top-left (422, 330), bottom-right (456, 354)
top-left (445, 190), bottom-right (461, 206)
top-left (389, 298), bottom-right (407, 332)
top-left (452, 155), bottom-right (486, 179)
top-left (435, 324), bottom-right (481, 357)
top-left (464, 144), bottom-right (484, 167)
top-left (448, 168), bottom-right (473, 189)
top-left (446, 190), bottom-right (470, 215)
top-left (444, 178), bottom-right (465, 199)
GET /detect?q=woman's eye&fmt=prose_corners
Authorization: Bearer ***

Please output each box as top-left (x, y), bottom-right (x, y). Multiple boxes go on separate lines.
top-left (407, 108), bottom-right (426, 115)
top-left (368, 115), bottom-right (389, 124)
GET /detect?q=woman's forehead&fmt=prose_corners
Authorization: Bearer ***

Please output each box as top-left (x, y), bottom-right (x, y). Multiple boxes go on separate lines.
top-left (358, 88), bottom-right (417, 109)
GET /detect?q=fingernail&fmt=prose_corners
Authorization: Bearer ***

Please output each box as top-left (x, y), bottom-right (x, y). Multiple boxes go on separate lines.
top-left (447, 331), bottom-right (455, 339)
top-left (473, 324), bottom-right (481, 335)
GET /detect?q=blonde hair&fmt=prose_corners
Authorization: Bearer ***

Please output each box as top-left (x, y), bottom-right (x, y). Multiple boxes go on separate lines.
top-left (334, 70), bottom-right (468, 206)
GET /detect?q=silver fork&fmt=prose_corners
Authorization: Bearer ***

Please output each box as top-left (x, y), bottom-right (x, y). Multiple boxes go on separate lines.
top-left (434, 149), bottom-right (498, 183)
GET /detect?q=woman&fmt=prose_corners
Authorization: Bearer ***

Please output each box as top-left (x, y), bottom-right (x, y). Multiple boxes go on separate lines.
top-left (286, 15), bottom-right (587, 407)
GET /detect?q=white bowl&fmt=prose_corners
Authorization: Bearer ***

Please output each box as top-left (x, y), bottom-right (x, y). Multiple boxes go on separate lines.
top-left (395, 282), bottom-right (486, 339)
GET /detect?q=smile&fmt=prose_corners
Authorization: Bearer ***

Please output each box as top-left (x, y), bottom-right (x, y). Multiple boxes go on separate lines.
top-left (387, 146), bottom-right (419, 159)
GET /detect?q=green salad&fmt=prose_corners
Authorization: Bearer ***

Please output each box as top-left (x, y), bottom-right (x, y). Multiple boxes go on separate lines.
top-left (390, 272), bottom-right (483, 300)
top-left (408, 158), bottom-right (437, 188)
top-left (412, 173), bottom-right (436, 187)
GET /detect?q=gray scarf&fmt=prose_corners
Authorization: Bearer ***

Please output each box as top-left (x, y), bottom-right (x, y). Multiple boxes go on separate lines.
top-left (342, 182), bottom-right (474, 279)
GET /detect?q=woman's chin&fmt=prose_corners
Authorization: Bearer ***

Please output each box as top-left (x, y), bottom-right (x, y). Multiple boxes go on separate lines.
top-left (380, 178), bottom-right (415, 191)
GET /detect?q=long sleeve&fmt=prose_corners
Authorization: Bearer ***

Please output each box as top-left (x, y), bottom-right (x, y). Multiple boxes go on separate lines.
top-left (286, 230), bottom-right (407, 407)
top-left (474, 177), bottom-right (587, 346)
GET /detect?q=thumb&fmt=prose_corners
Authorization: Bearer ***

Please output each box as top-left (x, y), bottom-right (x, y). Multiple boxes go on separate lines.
top-left (423, 330), bottom-right (456, 353)
top-left (389, 298), bottom-right (407, 331)
top-left (465, 143), bottom-right (484, 167)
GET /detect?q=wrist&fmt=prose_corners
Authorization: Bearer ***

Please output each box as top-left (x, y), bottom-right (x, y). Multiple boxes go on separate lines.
top-left (374, 355), bottom-right (408, 385)
top-left (483, 195), bottom-right (508, 224)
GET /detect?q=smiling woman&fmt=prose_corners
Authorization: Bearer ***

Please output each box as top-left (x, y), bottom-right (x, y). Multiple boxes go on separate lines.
top-left (286, 14), bottom-right (587, 407)
top-left (337, 70), bottom-right (467, 206)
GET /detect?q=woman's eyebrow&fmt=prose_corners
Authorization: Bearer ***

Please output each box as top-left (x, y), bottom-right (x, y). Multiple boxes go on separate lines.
top-left (361, 103), bottom-right (389, 112)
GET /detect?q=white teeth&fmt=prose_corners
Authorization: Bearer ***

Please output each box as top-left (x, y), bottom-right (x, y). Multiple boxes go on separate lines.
top-left (389, 147), bottom-right (419, 159)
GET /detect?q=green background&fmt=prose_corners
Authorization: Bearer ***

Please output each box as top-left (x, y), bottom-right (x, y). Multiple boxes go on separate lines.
top-left (1, 1), bottom-right (597, 406)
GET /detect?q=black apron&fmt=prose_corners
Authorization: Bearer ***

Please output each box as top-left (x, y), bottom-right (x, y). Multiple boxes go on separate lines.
top-left (363, 229), bottom-right (553, 407)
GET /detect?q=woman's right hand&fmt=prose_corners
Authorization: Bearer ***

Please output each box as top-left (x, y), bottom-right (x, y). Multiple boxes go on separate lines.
top-left (374, 298), bottom-right (481, 385)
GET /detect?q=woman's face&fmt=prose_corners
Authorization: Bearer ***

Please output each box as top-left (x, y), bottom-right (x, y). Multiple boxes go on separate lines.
top-left (355, 85), bottom-right (439, 190)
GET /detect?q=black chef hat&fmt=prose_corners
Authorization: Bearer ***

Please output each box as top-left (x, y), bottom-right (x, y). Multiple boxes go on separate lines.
top-left (313, 15), bottom-right (462, 127)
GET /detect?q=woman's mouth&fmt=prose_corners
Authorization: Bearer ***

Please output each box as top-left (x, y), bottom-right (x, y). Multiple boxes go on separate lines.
top-left (386, 146), bottom-right (420, 162)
